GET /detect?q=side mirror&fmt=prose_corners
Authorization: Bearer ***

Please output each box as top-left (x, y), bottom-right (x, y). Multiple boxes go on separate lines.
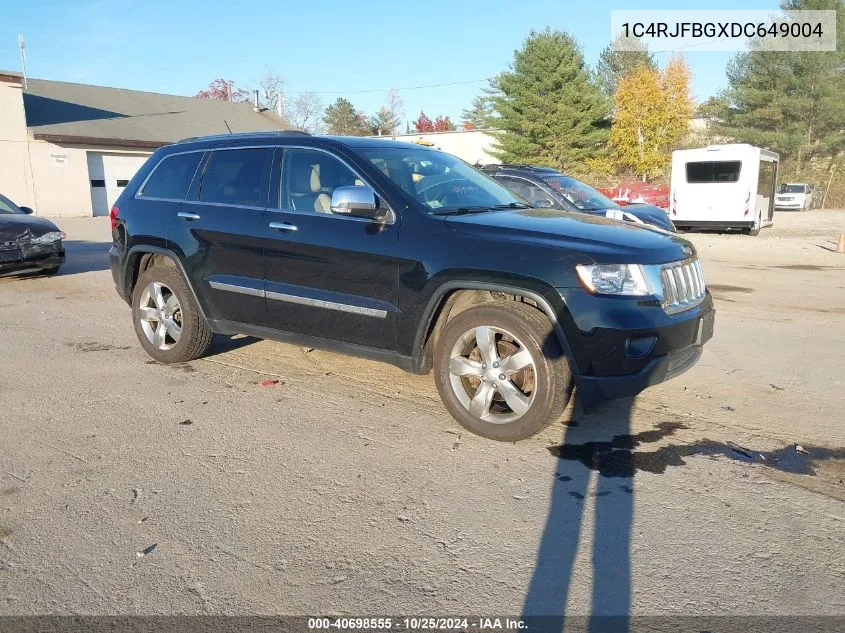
top-left (330, 185), bottom-right (379, 219)
top-left (19, 206), bottom-right (34, 215)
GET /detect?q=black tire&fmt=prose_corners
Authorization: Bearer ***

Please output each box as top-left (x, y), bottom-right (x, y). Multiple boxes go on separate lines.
top-left (433, 302), bottom-right (573, 442)
top-left (131, 263), bottom-right (213, 363)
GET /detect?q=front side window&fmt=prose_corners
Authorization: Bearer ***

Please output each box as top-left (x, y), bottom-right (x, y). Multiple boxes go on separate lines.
top-left (140, 152), bottom-right (203, 200)
top-left (541, 175), bottom-right (618, 211)
top-left (199, 148), bottom-right (272, 207)
top-left (280, 149), bottom-right (363, 213)
top-left (355, 146), bottom-right (523, 213)
top-left (686, 161), bottom-right (741, 183)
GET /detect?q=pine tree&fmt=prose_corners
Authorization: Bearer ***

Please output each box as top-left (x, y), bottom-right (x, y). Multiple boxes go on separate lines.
top-left (323, 98), bottom-right (370, 136)
top-left (490, 29), bottom-right (610, 172)
top-left (712, 0), bottom-right (845, 172)
top-left (595, 35), bottom-right (656, 98)
top-left (370, 107), bottom-right (400, 135)
top-left (461, 94), bottom-right (495, 129)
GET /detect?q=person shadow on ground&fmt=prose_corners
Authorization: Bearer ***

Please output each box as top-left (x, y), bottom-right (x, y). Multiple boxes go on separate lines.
top-left (522, 392), bottom-right (636, 633)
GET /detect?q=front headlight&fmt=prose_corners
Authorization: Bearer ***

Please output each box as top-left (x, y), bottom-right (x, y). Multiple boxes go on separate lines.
top-left (30, 231), bottom-right (65, 244)
top-left (575, 263), bottom-right (654, 296)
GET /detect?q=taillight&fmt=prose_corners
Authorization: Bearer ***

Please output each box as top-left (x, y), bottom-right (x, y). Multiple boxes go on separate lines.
top-left (110, 205), bottom-right (119, 231)
top-left (743, 192), bottom-right (751, 217)
top-left (671, 192), bottom-right (677, 216)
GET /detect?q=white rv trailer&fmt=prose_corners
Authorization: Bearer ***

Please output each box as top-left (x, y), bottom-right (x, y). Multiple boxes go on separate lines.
top-left (670, 144), bottom-right (779, 235)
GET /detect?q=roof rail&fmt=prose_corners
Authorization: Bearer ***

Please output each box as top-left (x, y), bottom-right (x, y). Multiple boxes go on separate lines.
top-left (176, 130), bottom-right (310, 144)
top-left (480, 163), bottom-right (551, 170)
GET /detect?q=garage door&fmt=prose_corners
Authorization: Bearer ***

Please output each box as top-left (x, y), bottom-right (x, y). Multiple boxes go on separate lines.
top-left (87, 152), bottom-right (150, 216)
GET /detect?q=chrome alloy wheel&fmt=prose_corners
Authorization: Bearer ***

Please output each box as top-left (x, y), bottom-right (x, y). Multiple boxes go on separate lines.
top-left (138, 281), bottom-right (182, 351)
top-left (448, 325), bottom-right (537, 424)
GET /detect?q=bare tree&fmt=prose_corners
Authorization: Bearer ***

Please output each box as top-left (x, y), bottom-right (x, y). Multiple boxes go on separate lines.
top-left (384, 88), bottom-right (404, 135)
top-left (253, 67), bottom-right (287, 113)
top-left (288, 92), bottom-right (325, 134)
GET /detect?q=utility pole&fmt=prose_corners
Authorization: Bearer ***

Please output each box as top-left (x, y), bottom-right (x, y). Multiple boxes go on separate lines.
top-left (18, 34), bottom-right (28, 90)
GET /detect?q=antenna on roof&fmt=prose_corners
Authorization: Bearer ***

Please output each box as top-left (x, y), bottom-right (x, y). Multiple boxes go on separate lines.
top-left (224, 119), bottom-right (232, 134)
top-left (18, 34), bottom-right (27, 90)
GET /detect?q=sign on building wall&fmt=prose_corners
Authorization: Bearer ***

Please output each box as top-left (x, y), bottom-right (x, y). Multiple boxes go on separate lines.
top-left (50, 152), bottom-right (69, 167)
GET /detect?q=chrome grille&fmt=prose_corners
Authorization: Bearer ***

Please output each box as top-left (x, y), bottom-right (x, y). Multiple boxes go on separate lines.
top-left (660, 259), bottom-right (705, 314)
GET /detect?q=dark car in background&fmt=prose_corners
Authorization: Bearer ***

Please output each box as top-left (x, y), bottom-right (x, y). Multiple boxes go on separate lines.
top-left (110, 133), bottom-right (712, 442)
top-left (480, 164), bottom-right (676, 233)
top-left (0, 194), bottom-right (65, 276)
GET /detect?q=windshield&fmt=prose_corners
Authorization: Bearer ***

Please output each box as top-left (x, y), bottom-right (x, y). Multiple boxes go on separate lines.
top-left (0, 194), bottom-right (23, 215)
top-left (540, 175), bottom-right (618, 211)
top-left (779, 184), bottom-right (807, 194)
top-left (356, 146), bottom-right (523, 212)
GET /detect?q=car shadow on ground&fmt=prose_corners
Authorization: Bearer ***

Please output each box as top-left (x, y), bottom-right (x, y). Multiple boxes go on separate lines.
top-left (522, 393), bottom-right (636, 632)
top-left (56, 240), bottom-right (112, 275)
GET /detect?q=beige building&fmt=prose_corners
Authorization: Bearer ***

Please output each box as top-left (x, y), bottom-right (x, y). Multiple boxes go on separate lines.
top-left (376, 129), bottom-right (499, 165)
top-left (0, 70), bottom-right (289, 217)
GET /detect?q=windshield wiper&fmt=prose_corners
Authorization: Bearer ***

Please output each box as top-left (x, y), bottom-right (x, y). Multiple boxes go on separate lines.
top-left (430, 202), bottom-right (530, 216)
top-left (490, 202), bottom-right (531, 209)
top-left (429, 206), bottom-right (493, 216)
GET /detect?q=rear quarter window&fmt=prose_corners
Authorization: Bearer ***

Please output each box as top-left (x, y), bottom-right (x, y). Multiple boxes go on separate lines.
top-left (685, 161), bottom-right (741, 183)
top-left (139, 152), bottom-right (203, 200)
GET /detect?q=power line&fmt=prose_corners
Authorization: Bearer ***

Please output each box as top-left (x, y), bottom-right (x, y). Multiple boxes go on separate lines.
top-left (287, 77), bottom-right (491, 96)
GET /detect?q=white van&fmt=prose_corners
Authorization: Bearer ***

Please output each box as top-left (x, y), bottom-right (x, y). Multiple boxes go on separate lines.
top-left (670, 144), bottom-right (779, 235)
top-left (775, 183), bottom-right (814, 211)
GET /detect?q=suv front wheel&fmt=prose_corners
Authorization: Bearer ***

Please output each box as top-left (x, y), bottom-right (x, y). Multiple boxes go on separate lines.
top-left (433, 302), bottom-right (573, 441)
top-left (132, 264), bottom-right (214, 363)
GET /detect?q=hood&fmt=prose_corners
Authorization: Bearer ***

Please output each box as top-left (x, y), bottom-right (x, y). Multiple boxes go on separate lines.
top-left (444, 208), bottom-right (694, 264)
top-left (0, 214), bottom-right (60, 244)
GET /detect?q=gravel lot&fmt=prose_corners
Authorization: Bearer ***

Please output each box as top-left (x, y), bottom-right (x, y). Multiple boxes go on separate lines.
top-left (1, 210), bottom-right (844, 616)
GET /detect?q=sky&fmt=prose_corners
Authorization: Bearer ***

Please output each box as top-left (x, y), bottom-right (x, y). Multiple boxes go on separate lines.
top-left (0, 0), bottom-right (780, 128)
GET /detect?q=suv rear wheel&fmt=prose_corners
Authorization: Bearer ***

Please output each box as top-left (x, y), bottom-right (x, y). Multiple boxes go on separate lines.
top-left (433, 302), bottom-right (573, 441)
top-left (132, 264), bottom-right (213, 363)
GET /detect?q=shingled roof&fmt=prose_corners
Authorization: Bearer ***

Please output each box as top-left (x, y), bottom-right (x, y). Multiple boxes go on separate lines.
top-left (17, 76), bottom-right (291, 148)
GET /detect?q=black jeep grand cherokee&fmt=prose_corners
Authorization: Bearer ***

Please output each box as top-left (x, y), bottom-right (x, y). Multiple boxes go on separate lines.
top-left (109, 132), bottom-right (714, 441)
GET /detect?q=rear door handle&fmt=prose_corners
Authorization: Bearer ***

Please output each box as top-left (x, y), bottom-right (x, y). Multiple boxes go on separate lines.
top-left (269, 221), bottom-right (298, 232)
top-left (177, 211), bottom-right (201, 221)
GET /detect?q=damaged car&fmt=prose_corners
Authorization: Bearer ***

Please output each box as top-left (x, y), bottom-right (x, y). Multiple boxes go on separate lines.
top-left (0, 194), bottom-right (65, 276)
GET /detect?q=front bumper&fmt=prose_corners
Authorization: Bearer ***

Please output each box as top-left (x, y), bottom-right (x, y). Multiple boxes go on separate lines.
top-left (557, 287), bottom-right (715, 405)
top-left (0, 241), bottom-right (65, 275)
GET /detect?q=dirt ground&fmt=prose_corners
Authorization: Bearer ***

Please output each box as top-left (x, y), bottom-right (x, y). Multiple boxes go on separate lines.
top-left (0, 209), bottom-right (843, 617)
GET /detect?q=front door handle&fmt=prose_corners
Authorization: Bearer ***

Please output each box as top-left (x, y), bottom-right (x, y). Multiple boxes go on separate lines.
top-left (177, 211), bottom-right (201, 221)
top-left (269, 221), bottom-right (298, 232)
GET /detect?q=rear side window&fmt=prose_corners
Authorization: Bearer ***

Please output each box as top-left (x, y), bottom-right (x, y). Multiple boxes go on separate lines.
top-left (686, 161), bottom-right (741, 183)
top-left (199, 148), bottom-right (272, 208)
top-left (140, 152), bottom-right (203, 200)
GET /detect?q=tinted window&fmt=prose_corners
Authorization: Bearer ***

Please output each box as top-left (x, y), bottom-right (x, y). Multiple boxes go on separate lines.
top-left (541, 175), bottom-right (619, 211)
top-left (281, 148), bottom-right (363, 213)
top-left (757, 161), bottom-right (776, 198)
top-left (496, 176), bottom-right (555, 208)
top-left (780, 184), bottom-right (807, 193)
top-left (200, 149), bottom-right (272, 207)
top-left (141, 152), bottom-right (203, 200)
top-left (686, 161), bottom-right (741, 183)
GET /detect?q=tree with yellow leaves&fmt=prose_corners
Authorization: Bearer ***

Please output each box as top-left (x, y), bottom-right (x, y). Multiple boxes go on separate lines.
top-left (609, 55), bottom-right (694, 181)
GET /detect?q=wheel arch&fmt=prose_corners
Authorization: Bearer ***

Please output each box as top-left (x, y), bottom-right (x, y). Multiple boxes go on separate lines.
top-left (412, 281), bottom-right (577, 374)
top-left (125, 245), bottom-right (209, 323)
